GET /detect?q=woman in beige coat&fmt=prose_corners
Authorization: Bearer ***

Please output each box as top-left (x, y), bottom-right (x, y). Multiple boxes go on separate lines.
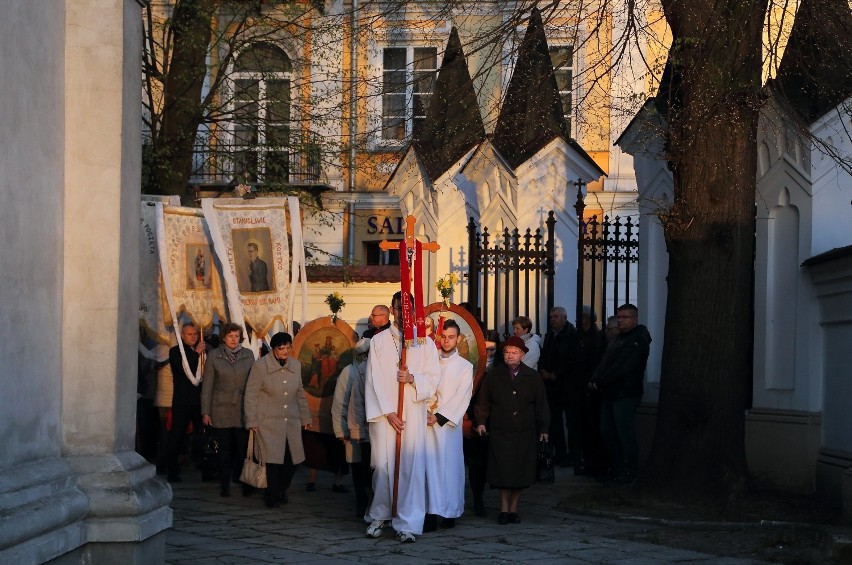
top-left (245, 332), bottom-right (311, 508)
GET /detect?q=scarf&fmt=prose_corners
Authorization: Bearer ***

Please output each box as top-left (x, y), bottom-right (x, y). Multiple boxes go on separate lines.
top-left (223, 345), bottom-right (242, 365)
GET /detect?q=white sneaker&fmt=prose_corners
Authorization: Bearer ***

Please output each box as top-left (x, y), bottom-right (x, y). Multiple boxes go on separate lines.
top-left (395, 531), bottom-right (416, 543)
top-left (366, 519), bottom-right (386, 538)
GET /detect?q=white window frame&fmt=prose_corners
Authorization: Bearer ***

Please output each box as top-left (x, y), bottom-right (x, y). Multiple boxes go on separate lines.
top-left (369, 45), bottom-right (438, 149)
top-left (549, 44), bottom-right (574, 135)
top-left (226, 42), bottom-right (293, 183)
top-left (365, 19), bottom-right (449, 151)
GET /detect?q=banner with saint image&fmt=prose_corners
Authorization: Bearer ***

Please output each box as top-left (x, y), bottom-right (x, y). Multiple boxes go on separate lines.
top-left (156, 204), bottom-right (228, 330)
top-left (201, 198), bottom-right (294, 338)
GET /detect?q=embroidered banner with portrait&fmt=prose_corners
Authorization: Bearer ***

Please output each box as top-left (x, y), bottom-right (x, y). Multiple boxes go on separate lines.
top-left (202, 197), bottom-right (300, 339)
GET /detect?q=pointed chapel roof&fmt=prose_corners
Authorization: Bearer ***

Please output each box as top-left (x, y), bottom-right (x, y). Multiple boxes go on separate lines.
top-left (774, 0), bottom-right (852, 123)
top-left (412, 27), bottom-right (486, 181)
top-left (492, 8), bottom-right (574, 169)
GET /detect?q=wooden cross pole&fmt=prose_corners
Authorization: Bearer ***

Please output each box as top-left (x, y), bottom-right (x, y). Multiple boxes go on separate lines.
top-left (379, 215), bottom-right (439, 517)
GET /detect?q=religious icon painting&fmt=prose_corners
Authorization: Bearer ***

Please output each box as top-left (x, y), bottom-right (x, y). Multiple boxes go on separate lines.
top-left (185, 243), bottom-right (213, 290)
top-left (291, 316), bottom-right (358, 431)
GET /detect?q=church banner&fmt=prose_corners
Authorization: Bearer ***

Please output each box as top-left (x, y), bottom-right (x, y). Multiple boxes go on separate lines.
top-left (140, 200), bottom-right (169, 343)
top-left (155, 204), bottom-right (228, 331)
top-left (201, 198), bottom-right (294, 339)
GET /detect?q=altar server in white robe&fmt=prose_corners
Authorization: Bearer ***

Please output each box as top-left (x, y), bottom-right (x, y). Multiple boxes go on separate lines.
top-left (424, 319), bottom-right (473, 530)
top-left (365, 292), bottom-right (440, 543)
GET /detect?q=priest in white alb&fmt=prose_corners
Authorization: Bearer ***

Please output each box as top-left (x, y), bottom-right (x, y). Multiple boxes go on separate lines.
top-left (424, 319), bottom-right (473, 531)
top-left (364, 291), bottom-right (440, 543)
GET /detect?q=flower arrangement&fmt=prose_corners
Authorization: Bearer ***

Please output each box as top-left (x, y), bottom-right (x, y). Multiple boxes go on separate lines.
top-left (325, 291), bottom-right (345, 322)
top-left (435, 273), bottom-right (458, 307)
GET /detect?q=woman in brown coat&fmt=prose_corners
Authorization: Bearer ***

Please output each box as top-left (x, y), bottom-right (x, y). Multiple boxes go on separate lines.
top-left (475, 336), bottom-right (549, 525)
top-left (245, 332), bottom-right (312, 507)
top-left (201, 323), bottom-right (255, 497)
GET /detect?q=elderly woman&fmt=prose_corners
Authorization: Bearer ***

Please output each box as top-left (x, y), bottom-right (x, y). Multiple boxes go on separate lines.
top-left (474, 336), bottom-right (549, 525)
top-left (245, 332), bottom-right (311, 508)
top-left (201, 323), bottom-right (255, 497)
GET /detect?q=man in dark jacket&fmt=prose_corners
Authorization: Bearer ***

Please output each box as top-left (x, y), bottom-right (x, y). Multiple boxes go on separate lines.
top-left (590, 303), bottom-right (651, 484)
top-left (166, 323), bottom-right (209, 482)
top-left (538, 306), bottom-right (579, 467)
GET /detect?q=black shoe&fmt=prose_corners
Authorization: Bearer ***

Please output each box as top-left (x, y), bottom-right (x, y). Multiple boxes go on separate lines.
top-left (474, 503), bottom-right (486, 518)
top-left (508, 513), bottom-right (521, 524)
top-left (497, 512), bottom-right (509, 525)
top-left (167, 474), bottom-right (183, 483)
top-left (332, 484), bottom-right (349, 493)
top-left (220, 485), bottom-right (230, 497)
top-left (279, 492), bottom-right (289, 504)
top-left (264, 497), bottom-right (280, 508)
top-left (306, 482), bottom-right (316, 492)
top-left (441, 518), bottom-right (456, 529)
top-left (423, 513), bottom-right (438, 533)
top-left (242, 485), bottom-right (254, 497)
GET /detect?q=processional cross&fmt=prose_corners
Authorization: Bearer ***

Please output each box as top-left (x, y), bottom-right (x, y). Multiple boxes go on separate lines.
top-left (379, 215), bottom-right (439, 517)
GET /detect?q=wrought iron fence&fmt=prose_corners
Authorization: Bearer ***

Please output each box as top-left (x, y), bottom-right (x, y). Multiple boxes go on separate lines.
top-left (188, 131), bottom-right (323, 186)
top-left (466, 212), bottom-right (556, 337)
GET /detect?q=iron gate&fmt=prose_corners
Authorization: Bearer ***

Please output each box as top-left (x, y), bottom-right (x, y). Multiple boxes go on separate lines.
top-left (466, 212), bottom-right (555, 337)
top-left (574, 182), bottom-right (639, 328)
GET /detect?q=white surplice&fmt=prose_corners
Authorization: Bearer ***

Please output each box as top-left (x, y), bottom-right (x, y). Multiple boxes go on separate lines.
top-left (425, 350), bottom-right (473, 518)
top-left (365, 326), bottom-right (439, 535)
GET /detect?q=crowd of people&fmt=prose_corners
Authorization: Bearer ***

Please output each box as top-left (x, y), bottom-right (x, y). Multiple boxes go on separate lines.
top-left (135, 296), bottom-right (651, 544)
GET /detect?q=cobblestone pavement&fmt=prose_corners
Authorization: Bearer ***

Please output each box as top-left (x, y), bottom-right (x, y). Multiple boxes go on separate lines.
top-left (166, 465), bottom-right (773, 564)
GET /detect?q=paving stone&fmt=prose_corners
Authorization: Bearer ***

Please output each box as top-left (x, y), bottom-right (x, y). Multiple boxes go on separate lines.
top-left (165, 466), bottom-right (776, 564)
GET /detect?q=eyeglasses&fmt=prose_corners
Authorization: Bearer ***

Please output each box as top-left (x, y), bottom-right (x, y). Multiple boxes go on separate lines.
top-left (273, 344), bottom-right (291, 351)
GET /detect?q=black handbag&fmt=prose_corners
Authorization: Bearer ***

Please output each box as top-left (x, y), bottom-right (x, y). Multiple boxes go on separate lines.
top-left (536, 439), bottom-right (555, 484)
top-left (202, 425), bottom-right (219, 456)
top-left (199, 426), bottom-right (220, 482)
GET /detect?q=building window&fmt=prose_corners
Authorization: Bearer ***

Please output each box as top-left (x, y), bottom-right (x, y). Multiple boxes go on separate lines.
top-left (549, 45), bottom-right (573, 134)
top-left (382, 47), bottom-right (437, 142)
top-left (231, 43), bottom-right (291, 184)
top-left (364, 241), bottom-right (400, 265)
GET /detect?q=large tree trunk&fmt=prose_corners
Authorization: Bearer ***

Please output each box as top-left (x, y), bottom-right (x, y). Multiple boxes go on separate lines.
top-left (148, 0), bottom-right (216, 196)
top-left (642, 0), bottom-right (768, 502)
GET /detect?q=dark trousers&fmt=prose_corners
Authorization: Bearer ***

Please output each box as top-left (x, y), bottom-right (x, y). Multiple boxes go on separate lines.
top-left (135, 398), bottom-right (159, 463)
top-left (166, 403), bottom-right (202, 477)
top-left (265, 445), bottom-right (296, 502)
top-left (351, 442), bottom-right (373, 517)
top-left (582, 390), bottom-right (610, 475)
top-left (156, 407), bottom-right (171, 473)
top-left (548, 395), bottom-right (569, 462)
top-left (214, 427), bottom-right (248, 489)
top-left (565, 389), bottom-right (585, 465)
top-left (463, 434), bottom-right (489, 508)
top-left (600, 396), bottom-right (642, 479)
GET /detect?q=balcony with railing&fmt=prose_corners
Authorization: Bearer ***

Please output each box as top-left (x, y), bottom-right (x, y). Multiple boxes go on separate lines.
top-left (188, 130), bottom-right (325, 189)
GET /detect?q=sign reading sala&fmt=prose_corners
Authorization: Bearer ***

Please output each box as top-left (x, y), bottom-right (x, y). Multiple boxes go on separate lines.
top-left (366, 215), bottom-right (405, 235)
